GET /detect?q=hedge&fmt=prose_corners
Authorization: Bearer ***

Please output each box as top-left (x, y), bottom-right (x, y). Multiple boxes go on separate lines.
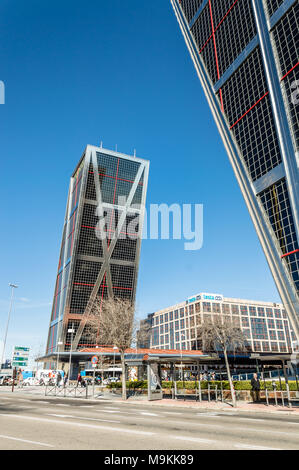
top-left (107, 380), bottom-right (298, 391)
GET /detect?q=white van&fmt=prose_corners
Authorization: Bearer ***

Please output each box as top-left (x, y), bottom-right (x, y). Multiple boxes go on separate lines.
top-left (35, 370), bottom-right (64, 385)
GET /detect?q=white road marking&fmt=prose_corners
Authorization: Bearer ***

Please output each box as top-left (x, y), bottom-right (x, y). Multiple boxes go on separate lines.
top-left (56, 404), bottom-right (70, 407)
top-left (174, 420), bottom-right (299, 438)
top-left (0, 434), bottom-right (54, 448)
top-left (46, 414), bottom-right (74, 418)
top-left (0, 414), bottom-right (155, 436)
top-left (140, 412), bottom-right (159, 417)
top-left (46, 414), bottom-right (120, 424)
top-left (172, 435), bottom-right (213, 444)
top-left (163, 412), bottom-right (182, 415)
top-left (103, 407), bottom-right (121, 410)
top-left (235, 443), bottom-right (281, 450)
top-left (79, 406), bottom-right (94, 408)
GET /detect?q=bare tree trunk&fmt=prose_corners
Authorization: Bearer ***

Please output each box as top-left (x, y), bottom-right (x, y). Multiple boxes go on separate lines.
top-left (223, 347), bottom-right (236, 408)
top-left (120, 351), bottom-right (127, 401)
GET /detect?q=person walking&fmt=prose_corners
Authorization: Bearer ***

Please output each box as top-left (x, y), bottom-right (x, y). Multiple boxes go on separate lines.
top-left (17, 369), bottom-right (23, 388)
top-left (251, 373), bottom-right (261, 403)
top-left (56, 371), bottom-right (62, 387)
top-left (64, 372), bottom-right (68, 388)
top-left (77, 372), bottom-right (82, 387)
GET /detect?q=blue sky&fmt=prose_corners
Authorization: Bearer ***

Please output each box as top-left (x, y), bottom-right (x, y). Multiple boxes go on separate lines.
top-left (0, 0), bottom-right (281, 364)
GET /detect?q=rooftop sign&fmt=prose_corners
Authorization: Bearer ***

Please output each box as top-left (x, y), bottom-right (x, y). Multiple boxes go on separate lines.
top-left (187, 293), bottom-right (223, 303)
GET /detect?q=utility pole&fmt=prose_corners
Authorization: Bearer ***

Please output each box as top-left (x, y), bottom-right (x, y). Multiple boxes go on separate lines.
top-left (0, 283), bottom-right (18, 375)
top-left (68, 324), bottom-right (75, 385)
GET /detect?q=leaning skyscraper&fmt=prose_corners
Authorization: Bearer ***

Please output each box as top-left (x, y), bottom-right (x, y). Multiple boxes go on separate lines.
top-left (46, 145), bottom-right (149, 356)
top-left (171, 0), bottom-right (299, 339)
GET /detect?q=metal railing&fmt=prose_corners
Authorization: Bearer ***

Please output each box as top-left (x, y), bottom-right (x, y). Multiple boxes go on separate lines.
top-left (45, 385), bottom-right (88, 399)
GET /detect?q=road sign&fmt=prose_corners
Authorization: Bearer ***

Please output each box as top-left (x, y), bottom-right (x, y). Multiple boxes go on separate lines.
top-left (91, 356), bottom-right (98, 365)
top-left (12, 346), bottom-right (30, 368)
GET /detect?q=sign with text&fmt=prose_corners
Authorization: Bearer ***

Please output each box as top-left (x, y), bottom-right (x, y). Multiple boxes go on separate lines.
top-left (12, 346), bottom-right (30, 368)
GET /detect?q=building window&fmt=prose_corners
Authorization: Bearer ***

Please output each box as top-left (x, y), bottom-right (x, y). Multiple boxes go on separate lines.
top-left (242, 317), bottom-right (249, 328)
top-left (189, 304), bottom-right (194, 315)
top-left (231, 305), bottom-right (239, 315)
top-left (243, 329), bottom-right (251, 339)
top-left (266, 308), bottom-right (273, 317)
top-left (251, 318), bottom-right (268, 340)
top-left (222, 304), bottom-right (230, 314)
top-left (249, 307), bottom-right (257, 316)
top-left (175, 321), bottom-right (179, 331)
top-left (175, 310), bottom-right (179, 320)
top-left (269, 330), bottom-right (277, 340)
top-left (262, 342), bottom-right (270, 352)
top-left (254, 341), bottom-right (262, 352)
top-left (190, 316), bottom-right (195, 327)
top-left (160, 325), bottom-right (164, 335)
top-left (271, 342), bottom-right (279, 351)
top-left (195, 302), bottom-right (201, 313)
top-left (169, 311), bottom-right (173, 321)
top-left (165, 312), bottom-right (169, 323)
top-left (212, 303), bottom-right (221, 313)
top-left (275, 309), bottom-right (282, 318)
top-left (152, 327), bottom-right (159, 346)
top-left (180, 319), bottom-right (185, 329)
top-left (240, 305), bottom-right (248, 316)
top-left (276, 320), bottom-right (283, 330)
top-left (277, 331), bottom-right (285, 341)
top-left (203, 302), bottom-right (211, 312)
top-left (258, 307), bottom-right (265, 317)
top-left (180, 308), bottom-right (184, 317)
top-left (268, 319), bottom-right (275, 329)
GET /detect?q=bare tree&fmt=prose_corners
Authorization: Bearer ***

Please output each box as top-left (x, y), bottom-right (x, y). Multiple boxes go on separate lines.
top-left (196, 315), bottom-right (247, 407)
top-left (84, 297), bottom-right (137, 400)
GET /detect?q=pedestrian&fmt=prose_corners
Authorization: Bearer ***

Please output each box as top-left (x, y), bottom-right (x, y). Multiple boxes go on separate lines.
top-left (56, 371), bottom-right (62, 387)
top-left (17, 369), bottom-right (23, 388)
top-left (251, 373), bottom-right (261, 403)
top-left (77, 372), bottom-right (82, 387)
top-left (64, 372), bottom-right (68, 387)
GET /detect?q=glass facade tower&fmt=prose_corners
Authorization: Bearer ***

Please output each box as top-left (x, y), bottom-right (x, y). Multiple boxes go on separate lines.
top-left (46, 145), bottom-right (149, 355)
top-left (171, 0), bottom-right (299, 339)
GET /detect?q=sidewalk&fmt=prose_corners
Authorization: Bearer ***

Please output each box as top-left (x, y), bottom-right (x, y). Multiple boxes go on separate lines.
top-left (113, 397), bottom-right (299, 416)
top-left (1, 386), bottom-right (298, 416)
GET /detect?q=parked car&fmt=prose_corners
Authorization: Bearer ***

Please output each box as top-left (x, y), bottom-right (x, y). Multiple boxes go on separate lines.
top-left (0, 375), bottom-right (12, 386)
top-left (103, 376), bottom-right (120, 385)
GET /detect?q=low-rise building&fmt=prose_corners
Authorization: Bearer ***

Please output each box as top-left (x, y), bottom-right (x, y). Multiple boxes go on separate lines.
top-left (143, 292), bottom-right (297, 354)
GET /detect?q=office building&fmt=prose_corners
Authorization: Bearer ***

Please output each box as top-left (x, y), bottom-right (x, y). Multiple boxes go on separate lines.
top-left (46, 145), bottom-right (149, 356)
top-left (145, 292), bottom-right (297, 353)
top-left (171, 0), bottom-right (299, 338)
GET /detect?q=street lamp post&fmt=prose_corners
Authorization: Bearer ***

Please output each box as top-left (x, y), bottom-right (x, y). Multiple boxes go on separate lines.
top-left (56, 341), bottom-right (63, 372)
top-left (113, 346), bottom-right (118, 380)
top-left (180, 331), bottom-right (185, 381)
top-left (0, 284), bottom-right (18, 375)
top-left (68, 324), bottom-right (75, 385)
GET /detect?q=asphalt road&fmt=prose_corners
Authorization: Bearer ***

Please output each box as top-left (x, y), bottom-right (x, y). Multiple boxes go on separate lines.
top-left (0, 390), bottom-right (299, 450)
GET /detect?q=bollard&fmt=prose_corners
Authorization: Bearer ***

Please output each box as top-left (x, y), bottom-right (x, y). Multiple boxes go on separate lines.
top-left (265, 388), bottom-right (269, 406)
top-left (286, 383), bottom-right (292, 408)
top-left (281, 390), bottom-right (285, 407)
